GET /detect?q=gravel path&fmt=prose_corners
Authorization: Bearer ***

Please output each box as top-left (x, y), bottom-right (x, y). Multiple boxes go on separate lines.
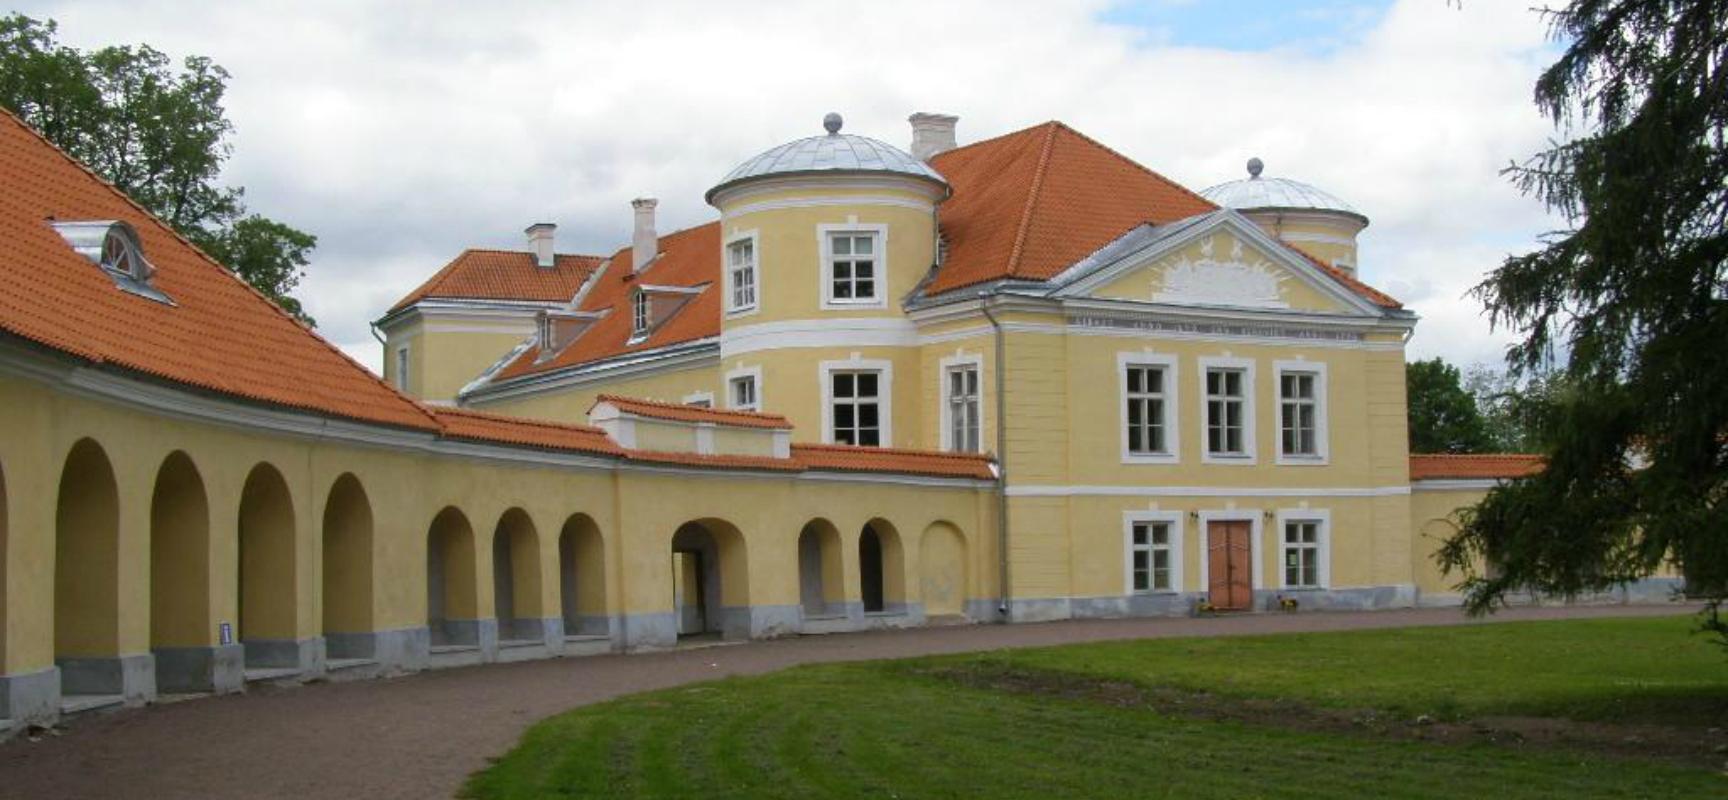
top-left (0, 604), bottom-right (1696, 799)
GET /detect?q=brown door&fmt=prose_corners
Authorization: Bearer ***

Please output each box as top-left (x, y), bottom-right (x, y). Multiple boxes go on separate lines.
top-left (1207, 521), bottom-right (1253, 611)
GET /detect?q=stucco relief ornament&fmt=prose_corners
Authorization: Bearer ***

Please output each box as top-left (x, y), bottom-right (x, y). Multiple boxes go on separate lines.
top-left (1152, 235), bottom-right (1289, 309)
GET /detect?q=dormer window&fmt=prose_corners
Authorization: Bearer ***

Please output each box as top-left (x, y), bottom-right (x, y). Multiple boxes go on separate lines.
top-left (49, 219), bottom-right (172, 305)
top-left (631, 290), bottom-right (650, 337)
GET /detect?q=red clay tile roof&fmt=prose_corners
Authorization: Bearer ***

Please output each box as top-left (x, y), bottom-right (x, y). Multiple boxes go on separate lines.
top-left (925, 121), bottom-right (1218, 294)
top-left (792, 443), bottom-right (997, 480)
top-left (1291, 248), bottom-right (1403, 309)
top-left (430, 406), bottom-right (623, 456)
top-left (0, 109), bottom-right (437, 431)
top-left (493, 222), bottom-right (720, 380)
top-left (387, 249), bottom-right (604, 313)
top-left (593, 394), bottom-right (792, 429)
top-left (1410, 454), bottom-right (1544, 481)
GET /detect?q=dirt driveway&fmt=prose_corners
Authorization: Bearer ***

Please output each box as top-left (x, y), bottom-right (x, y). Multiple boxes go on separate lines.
top-left (0, 604), bottom-right (1695, 800)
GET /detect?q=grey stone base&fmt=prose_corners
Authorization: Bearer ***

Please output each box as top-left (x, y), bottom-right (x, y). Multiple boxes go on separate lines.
top-left (1417, 577), bottom-right (1687, 608)
top-left (57, 652), bottom-right (155, 705)
top-left (726, 604), bottom-right (802, 640)
top-left (153, 644), bottom-right (244, 694)
top-left (500, 617), bottom-right (564, 652)
top-left (1044, 585), bottom-right (1421, 621)
top-left (243, 637), bottom-right (325, 676)
top-left (432, 618), bottom-right (499, 661)
top-left (0, 666), bottom-right (59, 724)
top-left (326, 627), bottom-right (430, 673)
top-left (568, 614), bottom-right (612, 637)
top-left (965, 598), bottom-right (1006, 622)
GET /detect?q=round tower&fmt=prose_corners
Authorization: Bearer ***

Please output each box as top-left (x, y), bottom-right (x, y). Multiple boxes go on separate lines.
top-left (702, 113), bottom-right (950, 445)
top-left (1201, 158), bottom-right (1368, 275)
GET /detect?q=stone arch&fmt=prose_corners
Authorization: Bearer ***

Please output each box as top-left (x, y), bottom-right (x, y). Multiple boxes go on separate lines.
top-left (860, 518), bottom-right (907, 613)
top-left (558, 514), bottom-right (607, 637)
top-left (149, 451), bottom-right (219, 693)
top-left (427, 506), bottom-right (480, 646)
top-left (920, 521), bottom-right (968, 618)
top-left (797, 518), bottom-right (843, 617)
top-left (492, 508), bottom-right (544, 643)
top-left (55, 438), bottom-right (123, 697)
top-left (669, 518), bottom-right (749, 639)
top-left (238, 462), bottom-right (299, 669)
top-left (321, 474), bottom-right (373, 657)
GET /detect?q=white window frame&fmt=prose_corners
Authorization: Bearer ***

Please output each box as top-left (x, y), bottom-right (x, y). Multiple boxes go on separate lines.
top-left (1198, 355), bottom-right (1257, 465)
top-left (724, 229), bottom-right (760, 317)
top-left (1123, 510), bottom-right (1184, 595)
top-left (1118, 351), bottom-right (1180, 465)
top-left (817, 223), bottom-right (889, 310)
top-left (681, 390), bottom-right (714, 408)
top-left (630, 290), bottom-right (650, 340)
top-left (1275, 508), bottom-right (1331, 590)
top-left (1196, 509), bottom-right (1265, 594)
top-left (726, 364), bottom-right (763, 412)
top-left (394, 345), bottom-right (410, 391)
top-left (1274, 359), bottom-right (1329, 465)
top-left (938, 352), bottom-right (984, 453)
top-left (819, 356), bottom-right (893, 446)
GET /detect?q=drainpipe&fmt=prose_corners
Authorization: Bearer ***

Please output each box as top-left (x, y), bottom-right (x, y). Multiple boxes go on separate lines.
top-left (979, 293), bottom-right (1010, 621)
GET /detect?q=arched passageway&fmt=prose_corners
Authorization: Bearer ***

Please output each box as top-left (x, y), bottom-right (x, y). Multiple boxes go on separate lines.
top-left (859, 519), bottom-right (906, 614)
top-left (238, 463), bottom-right (299, 669)
top-left (427, 507), bottom-right (480, 647)
top-left (797, 519), bottom-right (843, 617)
top-left (492, 508), bottom-right (543, 643)
top-left (55, 439), bottom-right (123, 698)
top-left (920, 522), bottom-right (968, 618)
top-left (150, 452), bottom-right (214, 691)
top-left (322, 474), bottom-right (374, 659)
top-left (670, 519), bottom-right (748, 639)
top-left (558, 514), bottom-right (607, 637)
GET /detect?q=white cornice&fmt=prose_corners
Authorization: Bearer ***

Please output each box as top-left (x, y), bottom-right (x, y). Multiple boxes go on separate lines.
top-left (1410, 478), bottom-right (1502, 492)
top-left (720, 317), bottom-right (920, 358)
top-left (1006, 484), bottom-right (1412, 498)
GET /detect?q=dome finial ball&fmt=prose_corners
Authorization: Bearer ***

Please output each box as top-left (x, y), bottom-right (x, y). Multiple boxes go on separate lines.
top-left (1247, 157), bottom-right (1264, 179)
top-left (823, 112), bottom-right (843, 135)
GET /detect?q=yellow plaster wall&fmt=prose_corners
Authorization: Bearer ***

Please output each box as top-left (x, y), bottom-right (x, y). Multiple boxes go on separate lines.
top-left (1091, 230), bottom-right (1356, 313)
top-left (382, 317), bottom-right (536, 404)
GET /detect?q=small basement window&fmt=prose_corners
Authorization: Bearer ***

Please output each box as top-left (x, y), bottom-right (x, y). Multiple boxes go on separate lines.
top-left (50, 219), bottom-right (173, 304)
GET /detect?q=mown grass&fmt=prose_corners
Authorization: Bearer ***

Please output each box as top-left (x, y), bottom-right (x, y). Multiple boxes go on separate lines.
top-left (464, 616), bottom-right (1728, 799)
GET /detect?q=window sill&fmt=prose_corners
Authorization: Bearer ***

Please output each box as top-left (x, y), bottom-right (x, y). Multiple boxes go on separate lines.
top-left (1202, 453), bottom-right (1257, 465)
top-left (1130, 590), bottom-right (1181, 597)
top-left (1275, 454), bottom-right (1329, 466)
top-left (1122, 453), bottom-right (1179, 465)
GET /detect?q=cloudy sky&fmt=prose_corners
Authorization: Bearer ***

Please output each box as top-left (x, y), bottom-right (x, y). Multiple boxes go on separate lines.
top-left (19, 0), bottom-right (1563, 373)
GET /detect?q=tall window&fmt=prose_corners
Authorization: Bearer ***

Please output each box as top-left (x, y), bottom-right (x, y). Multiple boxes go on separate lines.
top-left (1129, 521), bottom-right (1172, 592)
top-left (727, 238), bottom-right (756, 312)
top-left (1280, 371), bottom-right (1319, 457)
top-left (946, 365), bottom-right (980, 452)
top-left (827, 231), bottom-right (878, 303)
top-left (830, 370), bottom-right (881, 446)
top-left (1283, 520), bottom-right (1321, 588)
top-left (1205, 367), bottom-right (1247, 456)
top-left (395, 346), bottom-right (410, 391)
top-left (730, 374), bottom-right (758, 411)
top-left (1125, 364), bottom-right (1169, 455)
top-left (631, 290), bottom-right (650, 336)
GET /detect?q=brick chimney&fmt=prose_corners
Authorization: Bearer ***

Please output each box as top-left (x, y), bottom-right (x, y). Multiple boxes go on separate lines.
top-left (631, 198), bottom-right (658, 273)
top-left (525, 222), bottom-right (556, 268)
top-left (909, 112), bottom-right (959, 162)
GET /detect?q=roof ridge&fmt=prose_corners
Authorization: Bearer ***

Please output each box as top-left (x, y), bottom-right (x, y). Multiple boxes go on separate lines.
top-left (462, 247), bottom-right (607, 260)
top-left (1048, 121), bottom-right (1220, 214)
top-left (929, 119), bottom-right (1056, 161)
top-left (0, 109), bottom-right (441, 431)
top-left (431, 404), bottom-right (611, 435)
top-left (596, 393), bottom-right (793, 424)
top-left (1004, 121), bottom-right (1061, 279)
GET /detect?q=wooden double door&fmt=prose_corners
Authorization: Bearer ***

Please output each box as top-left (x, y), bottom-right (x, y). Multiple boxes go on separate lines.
top-left (1207, 520), bottom-right (1253, 611)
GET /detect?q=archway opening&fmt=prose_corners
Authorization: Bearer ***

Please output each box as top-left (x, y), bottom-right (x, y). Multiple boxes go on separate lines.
top-left (55, 439), bottom-right (122, 698)
top-left (493, 508), bottom-right (543, 643)
top-left (151, 452), bottom-right (212, 691)
top-left (860, 519), bottom-right (906, 614)
top-left (670, 519), bottom-right (748, 640)
top-left (238, 463), bottom-right (298, 669)
top-left (797, 519), bottom-right (843, 617)
top-left (920, 521), bottom-right (969, 619)
top-left (322, 474), bottom-right (374, 660)
top-left (427, 507), bottom-right (479, 647)
top-left (558, 514), bottom-right (607, 637)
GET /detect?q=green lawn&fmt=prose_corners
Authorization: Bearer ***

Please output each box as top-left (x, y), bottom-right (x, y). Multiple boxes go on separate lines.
top-left (465, 616), bottom-right (1728, 799)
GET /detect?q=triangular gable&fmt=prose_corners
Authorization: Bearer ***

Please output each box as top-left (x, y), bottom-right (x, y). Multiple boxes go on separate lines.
top-left (1050, 210), bottom-right (1384, 316)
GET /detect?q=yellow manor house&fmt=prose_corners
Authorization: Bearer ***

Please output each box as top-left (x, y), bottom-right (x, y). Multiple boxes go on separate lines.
top-left (0, 108), bottom-right (1647, 729)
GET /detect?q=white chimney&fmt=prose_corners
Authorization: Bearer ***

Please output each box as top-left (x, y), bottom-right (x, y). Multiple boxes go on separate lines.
top-left (525, 222), bottom-right (556, 268)
top-left (631, 198), bottom-right (658, 273)
top-left (909, 112), bottom-right (959, 162)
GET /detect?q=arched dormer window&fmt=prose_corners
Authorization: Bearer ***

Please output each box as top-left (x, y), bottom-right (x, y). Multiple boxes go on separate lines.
top-left (49, 219), bottom-right (173, 305)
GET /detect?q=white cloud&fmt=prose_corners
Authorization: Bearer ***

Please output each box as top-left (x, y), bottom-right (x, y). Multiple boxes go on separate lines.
top-left (19, 0), bottom-right (1560, 373)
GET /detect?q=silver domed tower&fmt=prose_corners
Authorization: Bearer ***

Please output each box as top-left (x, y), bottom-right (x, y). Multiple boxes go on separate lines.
top-left (1201, 158), bottom-right (1368, 275)
top-left (706, 113), bottom-right (948, 205)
